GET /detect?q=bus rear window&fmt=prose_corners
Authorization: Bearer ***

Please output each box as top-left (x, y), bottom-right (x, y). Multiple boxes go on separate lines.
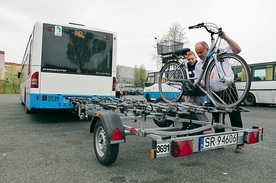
top-left (41, 23), bottom-right (113, 76)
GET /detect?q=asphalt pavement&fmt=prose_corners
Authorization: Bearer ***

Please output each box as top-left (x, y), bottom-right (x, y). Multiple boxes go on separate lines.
top-left (0, 94), bottom-right (275, 183)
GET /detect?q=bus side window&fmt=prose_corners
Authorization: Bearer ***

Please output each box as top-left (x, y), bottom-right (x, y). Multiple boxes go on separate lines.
top-left (274, 65), bottom-right (276, 80)
top-left (254, 77), bottom-right (261, 81)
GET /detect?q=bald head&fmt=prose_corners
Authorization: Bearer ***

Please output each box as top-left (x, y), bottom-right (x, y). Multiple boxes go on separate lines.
top-left (195, 41), bottom-right (209, 61)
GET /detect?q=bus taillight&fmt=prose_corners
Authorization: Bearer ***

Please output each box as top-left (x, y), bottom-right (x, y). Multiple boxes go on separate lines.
top-left (112, 77), bottom-right (116, 91)
top-left (31, 72), bottom-right (39, 88)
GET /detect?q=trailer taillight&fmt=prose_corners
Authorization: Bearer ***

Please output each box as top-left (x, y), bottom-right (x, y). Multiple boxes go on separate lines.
top-left (172, 139), bottom-right (194, 157)
top-left (111, 127), bottom-right (124, 143)
top-left (31, 72), bottom-right (39, 88)
top-left (245, 127), bottom-right (263, 144)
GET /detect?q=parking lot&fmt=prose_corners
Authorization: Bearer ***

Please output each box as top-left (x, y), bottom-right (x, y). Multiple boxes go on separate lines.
top-left (0, 94), bottom-right (275, 183)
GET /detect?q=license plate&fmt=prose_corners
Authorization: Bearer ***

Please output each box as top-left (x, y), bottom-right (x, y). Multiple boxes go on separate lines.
top-left (156, 143), bottom-right (170, 155)
top-left (200, 133), bottom-right (237, 150)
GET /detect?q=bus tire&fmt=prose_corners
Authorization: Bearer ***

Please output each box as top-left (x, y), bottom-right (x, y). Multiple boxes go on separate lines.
top-left (93, 119), bottom-right (119, 166)
top-left (243, 92), bottom-right (256, 106)
top-left (24, 105), bottom-right (32, 114)
top-left (24, 91), bottom-right (32, 114)
top-left (153, 97), bottom-right (164, 103)
top-left (146, 94), bottom-right (151, 102)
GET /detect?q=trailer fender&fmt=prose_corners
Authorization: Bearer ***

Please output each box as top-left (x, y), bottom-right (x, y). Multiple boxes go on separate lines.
top-left (90, 110), bottom-right (125, 144)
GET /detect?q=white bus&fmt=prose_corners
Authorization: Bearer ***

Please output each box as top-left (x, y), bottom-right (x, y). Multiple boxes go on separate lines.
top-left (233, 61), bottom-right (276, 106)
top-left (143, 71), bottom-right (182, 102)
top-left (19, 22), bottom-right (117, 113)
top-left (143, 71), bottom-right (160, 102)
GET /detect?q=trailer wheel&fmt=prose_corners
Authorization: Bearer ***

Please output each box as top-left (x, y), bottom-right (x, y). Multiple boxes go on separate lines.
top-left (93, 119), bottom-right (119, 166)
top-left (153, 117), bottom-right (173, 127)
top-left (180, 113), bottom-right (209, 135)
top-left (152, 97), bottom-right (173, 127)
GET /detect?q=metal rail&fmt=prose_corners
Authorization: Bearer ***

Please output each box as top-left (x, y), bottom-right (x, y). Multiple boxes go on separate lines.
top-left (67, 97), bottom-right (263, 163)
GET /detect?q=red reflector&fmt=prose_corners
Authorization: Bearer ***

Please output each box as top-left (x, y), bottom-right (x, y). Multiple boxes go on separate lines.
top-left (173, 140), bottom-right (193, 157)
top-left (111, 128), bottom-right (124, 141)
top-left (42, 95), bottom-right (47, 101)
top-left (247, 131), bottom-right (258, 144)
top-left (205, 128), bottom-right (212, 131)
top-left (129, 127), bottom-right (136, 134)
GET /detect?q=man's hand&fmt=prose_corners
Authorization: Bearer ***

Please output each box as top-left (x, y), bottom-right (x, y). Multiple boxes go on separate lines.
top-left (219, 31), bottom-right (228, 41)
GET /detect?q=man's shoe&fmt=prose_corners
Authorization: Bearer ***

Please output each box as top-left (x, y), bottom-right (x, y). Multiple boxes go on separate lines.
top-left (235, 145), bottom-right (244, 154)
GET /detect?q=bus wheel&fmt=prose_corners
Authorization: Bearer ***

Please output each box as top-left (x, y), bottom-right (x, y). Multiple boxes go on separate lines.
top-left (94, 119), bottom-right (119, 166)
top-left (154, 97), bottom-right (164, 103)
top-left (243, 92), bottom-right (256, 106)
top-left (24, 93), bottom-right (32, 114)
top-left (24, 105), bottom-right (33, 114)
top-left (146, 94), bottom-right (151, 102)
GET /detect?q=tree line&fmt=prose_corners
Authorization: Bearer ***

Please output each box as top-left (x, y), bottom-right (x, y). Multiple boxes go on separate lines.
top-left (0, 66), bottom-right (20, 94)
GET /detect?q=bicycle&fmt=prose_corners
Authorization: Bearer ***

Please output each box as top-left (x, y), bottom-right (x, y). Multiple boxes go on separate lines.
top-left (158, 22), bottom-right (251, 108)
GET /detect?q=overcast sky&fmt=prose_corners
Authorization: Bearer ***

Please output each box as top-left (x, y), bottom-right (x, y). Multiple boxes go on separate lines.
top-left (1, 0), bottom-right (275, 71)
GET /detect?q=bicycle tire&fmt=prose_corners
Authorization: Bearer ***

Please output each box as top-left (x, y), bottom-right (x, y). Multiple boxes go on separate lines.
top-left (158, 61), bottom-right (186, 102)
top-left (205, 53), bottom-right (251, 108)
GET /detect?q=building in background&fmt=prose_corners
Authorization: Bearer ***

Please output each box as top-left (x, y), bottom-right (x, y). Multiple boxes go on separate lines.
top-left (117, 65), bottom-right (135, 87)
top-left (0, 51), bottom-right (5, 80)
top-left (4, 62), bottom-right (21, 71)
top-left (0, 50), bottom-right (22, 80)
top-left (117, 65), bottom-right (149, 88)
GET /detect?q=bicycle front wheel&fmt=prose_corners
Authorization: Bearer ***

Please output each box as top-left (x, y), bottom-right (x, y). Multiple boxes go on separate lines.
top-left (158, 61), bottom-right (186, 102)
top-left (205, 53), bottom-right (251, 108)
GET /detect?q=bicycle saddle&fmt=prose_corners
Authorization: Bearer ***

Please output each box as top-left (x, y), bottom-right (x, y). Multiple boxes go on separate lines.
top-left (175, 48), bottom-right (190, 56)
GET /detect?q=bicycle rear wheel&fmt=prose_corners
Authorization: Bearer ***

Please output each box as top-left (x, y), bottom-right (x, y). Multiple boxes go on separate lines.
top-left (158, 61), bottom-right (186, 102)
top-left (205, 53), bottom-right (251, 108)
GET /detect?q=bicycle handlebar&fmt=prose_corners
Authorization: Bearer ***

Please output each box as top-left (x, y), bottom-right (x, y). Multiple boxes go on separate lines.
top-left (189, 22), bottom-right (222, 35)
top-left (188, 23), bottom-right (204, 29)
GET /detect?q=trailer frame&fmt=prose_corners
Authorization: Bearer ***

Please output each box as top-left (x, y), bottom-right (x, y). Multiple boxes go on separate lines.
top-left (67, 97), bottom-right (263, 166)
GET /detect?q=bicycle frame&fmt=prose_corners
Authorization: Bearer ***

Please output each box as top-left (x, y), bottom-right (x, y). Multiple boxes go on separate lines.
top-left (194, 32), bottom-right (221, 86)
top-left (191, 30), bottom-right (236, 107)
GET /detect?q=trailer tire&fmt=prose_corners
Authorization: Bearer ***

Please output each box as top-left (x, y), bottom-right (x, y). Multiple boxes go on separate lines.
top-left (93, 119), bottom-right (119, 166)
top-left (180, 113), bottom-right (209, 135)
top-left (153, 117), bottom-right (173, 127)
top-left (153, 97), bottom-right (173, 127)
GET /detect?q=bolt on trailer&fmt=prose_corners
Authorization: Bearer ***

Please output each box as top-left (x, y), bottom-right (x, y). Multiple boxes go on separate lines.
top-left (18, 22), bottom-right (117, 114)
top-left (67, 97), bottom-right (264, 166)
